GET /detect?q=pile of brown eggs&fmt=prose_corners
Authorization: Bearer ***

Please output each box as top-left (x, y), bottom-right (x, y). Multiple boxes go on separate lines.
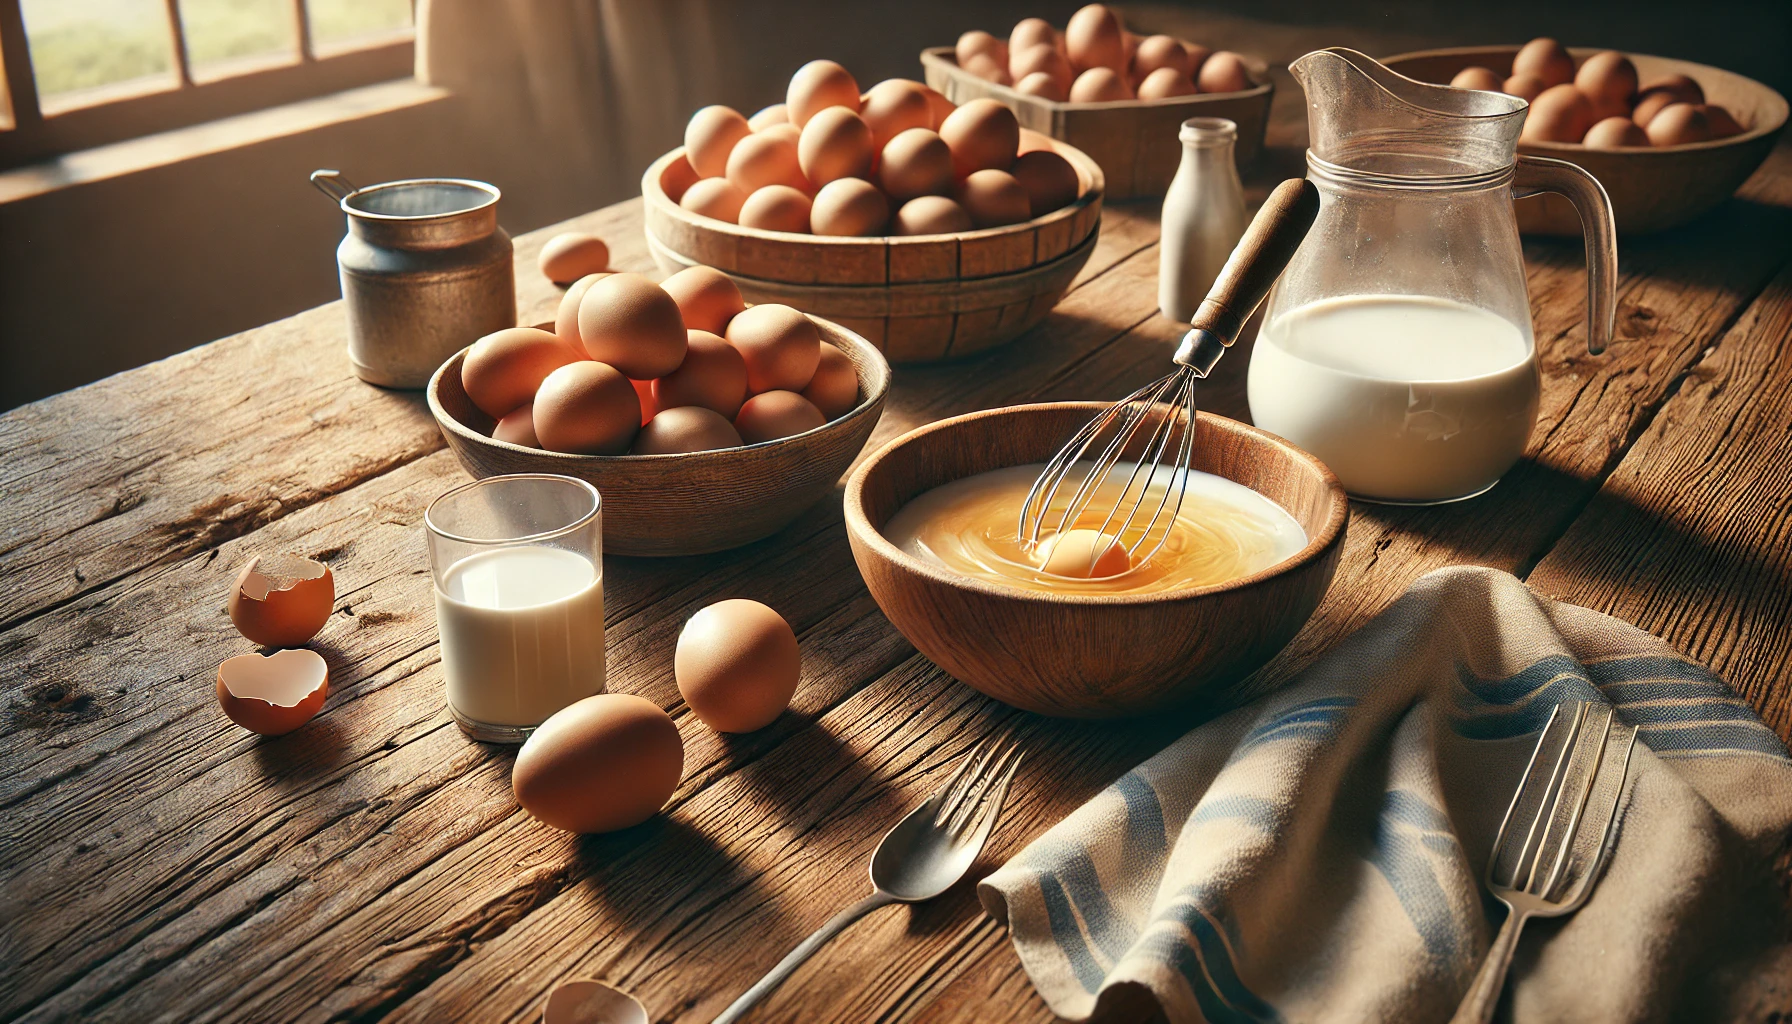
top-left (1452, 38), bottom-right (1747, 148)
top-left (679, 62), bottom-right (1082, 237)
top-left (955, 3), bottom-right (1253, 103)
top-left (463, 267), bottom-right (858, 456)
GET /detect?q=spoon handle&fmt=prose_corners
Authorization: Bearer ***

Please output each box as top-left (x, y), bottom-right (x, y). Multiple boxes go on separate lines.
top-left (712, 890), bottom-right (898, 1024)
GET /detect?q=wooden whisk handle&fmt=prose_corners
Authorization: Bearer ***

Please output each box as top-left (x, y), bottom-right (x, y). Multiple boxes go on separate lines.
top-left (1189, 178), bottom-right (1320, 343)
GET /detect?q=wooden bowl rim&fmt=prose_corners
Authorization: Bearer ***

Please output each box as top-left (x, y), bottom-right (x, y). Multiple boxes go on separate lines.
top-left (426, 316), bottom-right (890, 464)
top-left (844, 402), bottom-right (1348, 607)
top-left (919, 46), bottom-right (1274, 110)
top-left (640, 138), bottom-right (1104, 248)
top-left (1380, 45), bottom-right (1790, 154)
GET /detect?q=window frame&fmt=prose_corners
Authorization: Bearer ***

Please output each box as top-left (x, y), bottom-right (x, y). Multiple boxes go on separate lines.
top-left (0, 0), bottom-right (415, 170)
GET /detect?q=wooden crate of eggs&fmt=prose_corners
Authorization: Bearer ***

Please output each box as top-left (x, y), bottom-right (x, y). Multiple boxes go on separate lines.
top-left (1387, 40), bottom-right (1787, 234)
top-left (921, 4), bottom-right (1273, 198)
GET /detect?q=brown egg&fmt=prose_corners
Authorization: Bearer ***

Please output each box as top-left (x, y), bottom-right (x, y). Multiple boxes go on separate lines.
top-left (735, 390), bottom-right (827, 444)
top-left (1137, 66), bottom-right (1197, 100)
top-left (787, 59), bottom-right (860, 128)
top-left (1011, 149), bottom-right (1080, 217)
top-left (878, 128), bottom-right (955, 201)
top-left (1521, 84), bottom-right (1594, 143)
top-left (801, 343), bottom-right (860, 419)
top-left (679, 176), bottom-right (749, 224)
top-left (1016, 71), bottom-right (1068, 102)
top-left (533, 361), bottom-right (640, 454)
top-left (492, 404), bottom-right (539, 447)
top-left (921, 86), bottom-right (956, 130)
top-left (513, 693), bottom-right (683, 834)
top-left (631, 377), bottom-right (657, 426)
top-left (811, 177), bottom-right (891, 236)
top-left (1196, 51), bottom-right (1249, 94)
top-left (653, 329), bottom-right (749, 418)
top-left (463, 326), bottom-right (580, 419)
top-left (1009, 18), bottom-right (1061, 61)
top-left (229, 553), bottom-right (334, 648)
top-left (1582, 116), bottom-right (1649, 148)
top-left (956, 29), bottom-right (1007, 68)
top-left (1066, 4), bottom-right (1125, 73)
top-left (675, 599), bottom-right (801, 733)
top-left (684, 104), bottom-right (753, 179)
top-left (798, 106), bottom-right (876, 187)
top-left (1132, 35), bottom-right (1190, 78)
top-left (631, 406), bottom-right (744, 455)
top-left (1702, 105), bottom-right (1745, 138)
top-left (739, 184), bottom-right (814, 233)
top-left (537, 232), bottom-right (610, 284)
top-left (557, 273), bottom-right (611, 347)
top-left (1184, 42), bottom-right (1213, 78)
top-left (1070, 66), bottom-right (1131, 102)
top-left (894, 195), bottom-right (973, 235)
top-left (1646, 103), bottom-right (1712, 146)
top-left (748, 104), bottom-right (789, 131)
top-left (861, 79), bottom-right (934, 151)
top-left (963, 52), bottom-right (1012, 85)
top-left (956, 169), bottom-right (1031, 228)
top-left (1575, 51), bottom-right (1638, 122)
top-left (576, 273), bottom-right (687, 379)
top-left (217, 649), bottom-right (329, 736)
top-left (725, 129), bottom-right (808, 195)
top-left (1513, 37), bottom-right (1574, 88)
top-left (726, 304), bottom-right (821, 393)
top-left (660, 265), bottom-right (746, 335)
top-left (1503, 74), bottom-right (1546, 102)
top-left (1451, 66), bottom-right (1503, 92)
top-left (939, 99), bottom-right (1020, 178)
top-left (1633, 75), bottom-right (1704, 128)
top-left (1011, 44), bottom-right (1073, 94)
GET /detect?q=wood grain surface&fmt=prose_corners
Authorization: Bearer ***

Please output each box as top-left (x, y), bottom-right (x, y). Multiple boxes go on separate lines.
top-left (5, 70), bottom-right (1792, 1024)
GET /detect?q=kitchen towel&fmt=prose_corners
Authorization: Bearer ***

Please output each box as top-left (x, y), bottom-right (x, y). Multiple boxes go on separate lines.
top-left (980, 566), bottom-right (1792, 1023)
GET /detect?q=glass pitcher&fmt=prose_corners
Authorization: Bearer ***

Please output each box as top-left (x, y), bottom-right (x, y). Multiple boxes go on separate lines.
top-left (1248, 48), bottom-right (1616, 504)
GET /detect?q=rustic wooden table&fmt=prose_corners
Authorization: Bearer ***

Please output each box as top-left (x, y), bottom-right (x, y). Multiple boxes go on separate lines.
top-left (5, 94), bottom-right (1792, 1023)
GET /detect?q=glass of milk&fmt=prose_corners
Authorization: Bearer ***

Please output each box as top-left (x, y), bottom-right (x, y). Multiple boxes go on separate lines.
top-left (425, 474), bottom-right (605, 743)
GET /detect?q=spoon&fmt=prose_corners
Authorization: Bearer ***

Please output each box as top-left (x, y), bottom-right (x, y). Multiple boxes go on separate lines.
top-left (541, 979), bottom-right (648, 1024)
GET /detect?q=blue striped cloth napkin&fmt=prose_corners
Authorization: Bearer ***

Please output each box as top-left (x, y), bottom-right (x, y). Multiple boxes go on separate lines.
top-left (980, 566), bottom-right (1792, 1023)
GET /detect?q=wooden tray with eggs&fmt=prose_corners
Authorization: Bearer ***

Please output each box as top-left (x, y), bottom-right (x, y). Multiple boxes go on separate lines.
top-left (921, 7), bottom-right (1273, 199)
top-left (1384, 43), bottom-right (1788, 235)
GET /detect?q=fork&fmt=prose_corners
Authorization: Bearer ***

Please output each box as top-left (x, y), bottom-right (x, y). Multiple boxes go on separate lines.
top-left (711, 733), bottom-right (1024, 1024)
top-left (1450, 700), bottom-right (1639, 1024)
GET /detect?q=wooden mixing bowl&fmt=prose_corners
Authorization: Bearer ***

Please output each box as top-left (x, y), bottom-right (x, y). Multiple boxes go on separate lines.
top-left (844, 403), bottom-right (1348, 717)
top-left (428, 317), bottom-right (888, 557)
top-left (640, 131), bottom-right (1102, 364)
top-left (1383, 46), bottom-right (1788, 235)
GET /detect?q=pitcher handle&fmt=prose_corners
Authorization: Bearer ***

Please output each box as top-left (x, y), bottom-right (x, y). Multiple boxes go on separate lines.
top-left (1512, 155), bottom-right (1617, 356)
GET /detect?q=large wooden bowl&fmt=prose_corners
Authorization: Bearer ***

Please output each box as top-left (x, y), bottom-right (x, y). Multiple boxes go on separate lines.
top-left (640, 132), bottom-right (1102, 365)
top-left (1382, 46), bottom-right (1788, 236)
top-left (920, 47), bottom-right (1274, 199)
top-left (427, 318), bottom-right (889, 557)
top-left (844, 403), bottom-right (1348, 717)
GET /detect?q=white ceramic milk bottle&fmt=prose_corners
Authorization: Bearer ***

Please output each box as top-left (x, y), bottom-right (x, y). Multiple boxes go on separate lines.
top-left (1159, 118), bottom-right (1248, 324)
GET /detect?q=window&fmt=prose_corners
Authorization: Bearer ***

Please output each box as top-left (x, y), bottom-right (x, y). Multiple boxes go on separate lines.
top-left (0, 0), bottom-right (414, 170)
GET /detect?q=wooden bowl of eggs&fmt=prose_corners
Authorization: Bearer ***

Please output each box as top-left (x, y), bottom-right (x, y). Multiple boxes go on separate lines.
top-left (844, 403), bottom-right (1348, 718)
top-left (923, 5), bottom-right (1274, 198)
top-left (427, 268), bottom-right (890, 557)
top-left (1384, 42), bottom-right (1788, 235)
top-left (642, 61), bottom-right (1104, 366)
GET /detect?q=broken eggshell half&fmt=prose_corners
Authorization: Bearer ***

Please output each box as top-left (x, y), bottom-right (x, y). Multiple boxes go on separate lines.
top-left (216, 648), bottom-right (330, 735)
top-left (228, 553), bottom-right (334, 647)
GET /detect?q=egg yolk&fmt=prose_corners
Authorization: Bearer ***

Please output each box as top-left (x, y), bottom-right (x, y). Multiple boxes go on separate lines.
top-left (1039, 529), bottom-right (1131, 578)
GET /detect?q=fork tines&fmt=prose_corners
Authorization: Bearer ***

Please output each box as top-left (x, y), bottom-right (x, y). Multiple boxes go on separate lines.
top-left (933, 734), bottom-right (1025, 841)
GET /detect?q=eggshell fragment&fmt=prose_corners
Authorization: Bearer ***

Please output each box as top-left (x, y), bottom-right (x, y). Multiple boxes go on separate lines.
top-left (679, 177), bottom-right (749, 224)
top-left (725, 130), bottom-right (808, 195)
top-left (675, 600), bottom-right (800, 733)
top-left (956, 169), bottom-right (1031, 228)
top-left (894, 195), bottom-right (974, 236)
top-left (654, 329), bottom-right (749, 419)
top-left (797, 107), bottom-right (875, 187)
top-left (217, 649), bottom-right (329, 736)
top-left (513, 693), bottom-right (683, 834)
top-left (787, 60), bottom-right (860, 128)
top-left (1513, 37), bottom-right (1574, 88)
top-left (736, 390), bottom-right (826, 443)
top-left (685, 104), bottom-right (753, 179)
top-left (229, 553), bottom-right (334, 648)
top-left (860, 79), bottom-right (935, 151)
top-left (1011, 149), bottom-right (1081, 217)
top-left (1196, 51), bottom-right (1249, 94)
top-left (533, 361), bottom-right (641, 455)
top-left (811, 177), bottom-right (890, 236)
top-left (577, 273), bottom-right (688, 379)
top-left (939, 99), bottom-right (1020, 178)
top-left (631, 406), bottom-right (744, 455)
top-left (800, 344), bottom-right (860, 419)
top-left (557, 274), bottom-right (611, 348)
top-left (1070, 67), bottom-right (1131, 103)
top-left (1450, 66), bottom-right (1502, 92)
top-left (1137, 66), bottom-right (1197, 100)
top-left (1582, 116), bottom-right (1649, 149)
top-left (739, 184), bottom-right (814, 233)
top-left (1065, 4), bottom-right (1125, 73)
top-left (878, 128), bottom-right (955, 202)
top-left (463, 326), bottom-right (581, 419)
top-left (659, 265), bottom-right (746, 335)
top-left (492, 404), bottom-right (540, 447)
top-left (726, 304), bottom-right (821, 393)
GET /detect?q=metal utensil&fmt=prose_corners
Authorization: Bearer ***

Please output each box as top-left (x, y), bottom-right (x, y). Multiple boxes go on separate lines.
top-left (1017, 177), bottom-right (1320, 575)
top-left (710, 734), bottom-right (1023, 1024)
top-left (1450, 700), bottom-right (1638, 1024)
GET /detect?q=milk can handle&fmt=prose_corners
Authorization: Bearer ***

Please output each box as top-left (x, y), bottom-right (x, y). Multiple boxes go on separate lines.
top-left (1512, 155), bottom-right (1617, 355)
top-left (309, 169), bottom-right (359, 204)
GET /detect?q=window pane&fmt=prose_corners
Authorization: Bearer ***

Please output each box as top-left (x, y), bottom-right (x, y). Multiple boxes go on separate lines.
top-left (20, 0), bottom-right (177, 110)
top-left (178, 0), bottom-right (298, 81)
top-left (307, 0), bottom-right (412, 53)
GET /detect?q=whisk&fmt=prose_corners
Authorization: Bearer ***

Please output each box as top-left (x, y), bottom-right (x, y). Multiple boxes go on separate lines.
top-left (1018, 178), bottom-right (1321, 573)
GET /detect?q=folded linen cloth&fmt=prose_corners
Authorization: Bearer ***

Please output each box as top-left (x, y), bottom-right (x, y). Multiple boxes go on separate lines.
top-left (980, 566), bottom-right (1792, 1023)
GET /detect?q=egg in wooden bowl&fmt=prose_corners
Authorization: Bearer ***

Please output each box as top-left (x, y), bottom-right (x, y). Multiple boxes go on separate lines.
top-left (843, 403), bottom-right (1347, 717)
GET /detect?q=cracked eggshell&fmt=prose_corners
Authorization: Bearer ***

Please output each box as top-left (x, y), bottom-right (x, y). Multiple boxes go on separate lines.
top-left (217, 648), bottom-right (329, 735)
top-left (228, 553), bottom-right (334, 647)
